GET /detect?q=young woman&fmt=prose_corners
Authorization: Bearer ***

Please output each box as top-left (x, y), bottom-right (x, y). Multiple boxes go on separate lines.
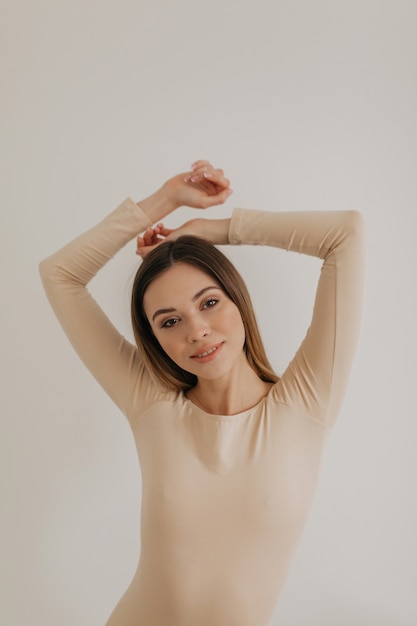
top-left (39, 160), bottom-right (366, 626)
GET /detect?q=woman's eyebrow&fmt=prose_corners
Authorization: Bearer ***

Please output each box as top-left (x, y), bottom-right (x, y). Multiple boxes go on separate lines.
top-left (151, 286), bottom-right (221, 322)
top-left (192, 285), bottom-right (221, 302)
top-left (152, 307), bottom-right (176, 322)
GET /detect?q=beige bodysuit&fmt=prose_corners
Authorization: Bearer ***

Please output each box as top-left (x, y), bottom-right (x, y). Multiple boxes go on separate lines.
top-left (39, 199), bottom-right (366, 626)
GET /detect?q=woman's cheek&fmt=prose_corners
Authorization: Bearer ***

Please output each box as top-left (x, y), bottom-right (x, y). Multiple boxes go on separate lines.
top-left (158, 335), bottom-right (182, 364)
top-left (224, 308), bottom-right (246, 343)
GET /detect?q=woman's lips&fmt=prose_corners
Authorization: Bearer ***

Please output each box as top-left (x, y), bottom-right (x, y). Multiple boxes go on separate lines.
top-left (190, 342), bottom-right (224, 362)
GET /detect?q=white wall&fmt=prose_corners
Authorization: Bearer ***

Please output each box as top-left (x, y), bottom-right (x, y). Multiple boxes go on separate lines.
top-left (1, 1), bottom-right (416, 624)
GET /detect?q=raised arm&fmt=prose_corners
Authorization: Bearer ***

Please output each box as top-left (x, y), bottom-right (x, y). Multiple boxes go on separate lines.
top-left (39, 199), bottom-right (158, 418)
top-left (228, 208), bottom-right (366, 427)
top-left (39, 164), bottom-right (233, 420)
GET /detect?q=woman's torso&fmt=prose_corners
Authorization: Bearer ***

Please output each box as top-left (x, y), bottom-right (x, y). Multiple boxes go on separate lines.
top-left (105, 388), bottom-right (328, 626)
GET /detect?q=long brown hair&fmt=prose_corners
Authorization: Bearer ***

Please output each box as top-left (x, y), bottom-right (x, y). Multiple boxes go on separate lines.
top-left (131, 235), bottom-right (278, 391)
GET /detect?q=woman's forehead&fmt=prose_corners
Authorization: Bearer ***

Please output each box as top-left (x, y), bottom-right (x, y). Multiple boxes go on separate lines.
top-left (143, 263), bottom-right (221, 309)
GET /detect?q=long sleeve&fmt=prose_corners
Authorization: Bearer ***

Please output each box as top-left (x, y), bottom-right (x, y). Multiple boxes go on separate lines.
top-left (228, 208), bottom-right (366, 427)
top-left (39, 198), bottom-right (160, 420)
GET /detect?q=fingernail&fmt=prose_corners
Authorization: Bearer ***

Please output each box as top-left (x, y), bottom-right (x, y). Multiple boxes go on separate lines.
top-left (190, 176), bottom-right (198, 182)
top-left (204, 172), bottom-right (213, 178)
top-left (227, 189), bottom-right (233, 194)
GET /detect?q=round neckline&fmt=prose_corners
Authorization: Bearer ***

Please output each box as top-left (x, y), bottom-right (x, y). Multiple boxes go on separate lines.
top-left (183, 384), bottom-right (276, 420)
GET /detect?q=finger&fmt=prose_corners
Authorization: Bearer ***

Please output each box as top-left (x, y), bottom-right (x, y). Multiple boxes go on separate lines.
top-left (153, 231), bottom-right (172, 245)
top-left (199, 187), bottom-right (233, 209)
top-left (202, 169), bottom-right (230, 188)
top-left (191, 167), bottom-right (229, 184)
top-left (152, 223), bottom-right (173, 238)
top-left (188, 171), bottom-right (230, 197)
top-left (191, 159), bottom-right (212, 170)
top-left (136, 240), bottom-right (166, 257)
top-left (189, 165), bottom-right (214, 183)
top-left (158, 226), bottom-right (173, 237)
top-left (137, 227), bottom-right (173, 252)
top-left (199, 178), bottom-right (217, 194)
top-left (143, 227), bottom-right (154, 247)
top-left (138, 226), bottom-right (158, 246)
top-left (184, 169), bottom-right (198, 183)
top-left (136, 235), bottom-right (148, 254)
top-left (136, 244), bottom-right (155, 257)
top-left (185, 163), bottom-right (216, 183)
top-left (148, 227), bottom-right (164, 246)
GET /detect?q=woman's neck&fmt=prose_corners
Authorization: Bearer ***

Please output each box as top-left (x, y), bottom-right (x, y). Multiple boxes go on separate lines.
top-left (187, 363), bottom-right (274, 416)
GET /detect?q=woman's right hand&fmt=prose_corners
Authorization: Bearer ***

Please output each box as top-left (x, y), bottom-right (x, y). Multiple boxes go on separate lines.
top-left (137, 160), bottom-right (233, 227)
top-left (163, 160), bottom-right (233, 210)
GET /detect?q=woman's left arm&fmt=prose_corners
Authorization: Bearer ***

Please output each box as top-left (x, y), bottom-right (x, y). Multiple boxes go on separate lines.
top-left (228, 208), bottom-right (366, 427)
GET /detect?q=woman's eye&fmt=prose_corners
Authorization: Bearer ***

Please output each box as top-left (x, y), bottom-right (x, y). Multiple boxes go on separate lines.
top-left (161, 317), bottom-right (179, 328)
top-left (203, 298), bottom-right (218, 309)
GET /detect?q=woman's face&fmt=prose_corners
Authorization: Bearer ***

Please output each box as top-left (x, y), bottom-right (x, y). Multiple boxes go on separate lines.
top-left (143, 263), bottom-right (246, 382)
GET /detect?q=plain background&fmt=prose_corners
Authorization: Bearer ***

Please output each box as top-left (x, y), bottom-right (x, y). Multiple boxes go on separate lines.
top-left (1, 0), bottom-right (416, 624)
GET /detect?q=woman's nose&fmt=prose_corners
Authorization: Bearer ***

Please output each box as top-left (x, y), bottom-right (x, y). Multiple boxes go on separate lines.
top-left (186, 316), bottom-right (211, 343)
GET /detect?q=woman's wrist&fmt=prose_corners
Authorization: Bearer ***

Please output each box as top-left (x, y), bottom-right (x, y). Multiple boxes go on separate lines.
top-left (136, 186), bottom-right (179, 224)
top-left (194, 218), bottom-right (230, 245)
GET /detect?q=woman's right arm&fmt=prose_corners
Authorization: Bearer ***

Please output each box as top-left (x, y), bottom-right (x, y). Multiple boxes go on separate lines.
top-left (39, 198), bottom-right (157, 418)
top-left (39, 165), bottom-right (232, 419)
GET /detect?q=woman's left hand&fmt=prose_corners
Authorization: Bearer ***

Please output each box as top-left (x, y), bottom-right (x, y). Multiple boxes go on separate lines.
top-left (136, 217), bottom-right (230, 257)
top-left (136, 223), bottom-right (174, 256)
